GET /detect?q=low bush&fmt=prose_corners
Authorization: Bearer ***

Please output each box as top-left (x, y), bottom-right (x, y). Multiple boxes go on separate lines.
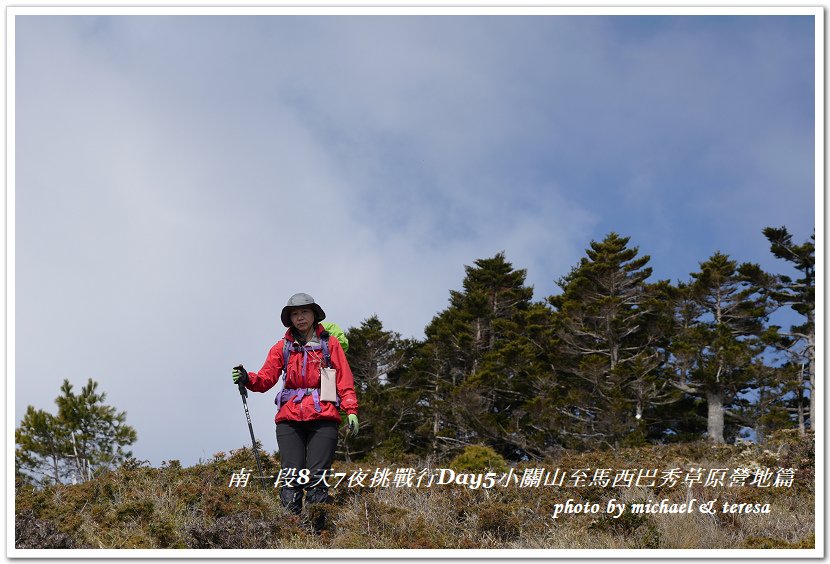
top-left (449, 445), bottom-right (508, 473)
top-left (14, 433), bottom-right (815, 550)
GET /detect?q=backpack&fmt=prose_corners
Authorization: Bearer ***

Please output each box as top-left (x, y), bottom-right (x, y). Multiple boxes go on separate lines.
top-left (321, 321), bottom-right (349, 353)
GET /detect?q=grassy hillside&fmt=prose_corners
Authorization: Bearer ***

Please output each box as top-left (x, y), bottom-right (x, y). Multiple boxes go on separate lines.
top-left (15, 430), bottom-right (815, 550)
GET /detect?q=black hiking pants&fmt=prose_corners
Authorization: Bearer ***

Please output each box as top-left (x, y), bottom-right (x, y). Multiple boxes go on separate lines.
top-left (275, 420), bottom-right (338, 513)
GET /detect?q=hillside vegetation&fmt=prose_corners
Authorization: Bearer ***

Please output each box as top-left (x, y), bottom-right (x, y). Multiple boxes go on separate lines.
top-left (15, 430), bottom-right (814, 550)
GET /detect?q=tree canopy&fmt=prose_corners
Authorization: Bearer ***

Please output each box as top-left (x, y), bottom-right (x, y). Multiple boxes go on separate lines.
top-left (16, 379), bottom-right (137, 486)
top-left (334, 225), bottom-right (814, 462)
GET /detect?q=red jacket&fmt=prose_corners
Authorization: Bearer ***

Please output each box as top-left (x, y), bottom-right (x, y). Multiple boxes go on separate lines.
top-left (244, 324), bottom-right (358, 423)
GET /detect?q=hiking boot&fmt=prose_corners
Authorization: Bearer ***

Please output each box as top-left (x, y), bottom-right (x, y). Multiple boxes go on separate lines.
top-left (279, 487), bottom-right (304, 515)
top-left (305, 485), bottom-right (330, 505)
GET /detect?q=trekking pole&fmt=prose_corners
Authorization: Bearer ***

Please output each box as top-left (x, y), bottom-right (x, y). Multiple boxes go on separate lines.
top-left (235, 366), bottom-right (268, 490)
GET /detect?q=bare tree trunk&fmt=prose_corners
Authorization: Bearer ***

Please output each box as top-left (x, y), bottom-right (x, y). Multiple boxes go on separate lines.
top-left (473, 319), bottom-right (481, 375)
top-left (707, 390), bottom-right (725, 444)
top-left (70, 432), bottom-right (86, 483)
top-left (490, 292), bottom-right (497, 350)
top-left (432, 378), bottom-right (440, 456)
top-left (798, 362), bottom-right (806, 436)
top-left (50, 440), bottom-right (61, 485)
top-left (808, 330), bottom-right (815, 431)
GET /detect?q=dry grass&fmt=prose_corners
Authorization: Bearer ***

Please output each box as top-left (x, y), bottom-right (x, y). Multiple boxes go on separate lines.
top-left (15, 430), bottom-right (815, 550)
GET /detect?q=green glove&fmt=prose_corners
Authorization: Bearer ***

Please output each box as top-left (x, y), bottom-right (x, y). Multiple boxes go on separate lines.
top-left (347, 414), bottom-right (359, 436)
top-left (232, 365), bottom-right (248, 386)
top-left (321, 321), bottom-right (349, 353)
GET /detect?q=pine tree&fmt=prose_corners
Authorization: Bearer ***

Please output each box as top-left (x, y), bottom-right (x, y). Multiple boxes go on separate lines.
top-left (418, 253), bottom-right (535, 458)
top-left (762, 226), bottom-right (815, 432)
top-left (493, 300), bottom-right (562, 459)
top-left (669, 253), bottom-right (773, 444)
top-left (662, 282), bottom-right (711, 441)
top-left (16, 379), bottom-right (137, 486)
top-left (15, 407), bottom-right (67, 485)
top-left (549, 233), bottom-right (674, 450)
top-left (748, 361), bottom-right (797, 444)
top-left (339, 316), bottom-right (419, 461)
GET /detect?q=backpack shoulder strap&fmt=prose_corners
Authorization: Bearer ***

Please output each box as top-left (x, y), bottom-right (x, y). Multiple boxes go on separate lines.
top-left (282, 339), bottom-right (292, 377)
top-left (282, 334), bottom-right (331, 376)
top-left (320, 332), bottom-right (332, 368)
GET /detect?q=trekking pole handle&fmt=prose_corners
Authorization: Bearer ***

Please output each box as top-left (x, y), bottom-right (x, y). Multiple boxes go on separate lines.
top-left (234, 365), bottom-right (248, 397)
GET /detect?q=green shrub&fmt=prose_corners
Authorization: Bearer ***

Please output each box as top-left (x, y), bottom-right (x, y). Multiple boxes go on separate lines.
top-left (450, 445), bottom-right (508, 473)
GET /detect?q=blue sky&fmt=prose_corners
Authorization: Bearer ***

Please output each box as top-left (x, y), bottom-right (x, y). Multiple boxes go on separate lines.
top-left (12, 12), bottom-right (817, 467)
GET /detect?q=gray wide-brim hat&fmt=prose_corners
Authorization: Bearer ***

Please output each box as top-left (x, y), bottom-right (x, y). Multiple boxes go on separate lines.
top-left (281, 292), bottom-right (326, 327)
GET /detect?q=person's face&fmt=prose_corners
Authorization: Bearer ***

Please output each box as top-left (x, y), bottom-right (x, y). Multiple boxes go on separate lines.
top-left (290, 308), bottom-right (315, 333)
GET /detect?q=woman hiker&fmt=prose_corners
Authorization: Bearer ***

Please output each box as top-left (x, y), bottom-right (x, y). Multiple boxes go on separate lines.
top-left (232, 293), bottom-right (359, 514)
